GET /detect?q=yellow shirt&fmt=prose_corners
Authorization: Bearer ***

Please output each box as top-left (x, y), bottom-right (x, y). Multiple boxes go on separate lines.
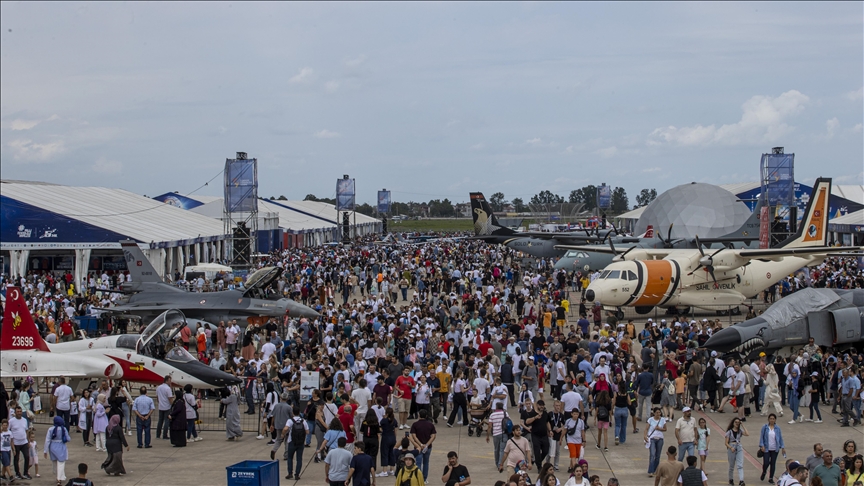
top-left (561, 299), bottom-right (570, 312)
top-left (543, 311), bottom-right (553, 328)
top-left (437, 371), bottom-right (452, 393)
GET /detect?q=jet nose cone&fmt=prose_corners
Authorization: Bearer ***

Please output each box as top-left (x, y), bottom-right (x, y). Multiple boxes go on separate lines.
top-left (705, 327), bottom-right (742, 353)
top-left (585, 289), bottom-right (596, 302)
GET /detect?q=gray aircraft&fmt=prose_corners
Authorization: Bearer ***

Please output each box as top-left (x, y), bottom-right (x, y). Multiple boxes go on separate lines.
top-left (705, 287), bottom-right (864, 358)
top-left (469, 192), bottom-right (618, 259)
top-left (102, 240), bottom-right (319, 326)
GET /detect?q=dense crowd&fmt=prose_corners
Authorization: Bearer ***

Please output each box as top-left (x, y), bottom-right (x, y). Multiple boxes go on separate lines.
top-left (1, 237), bottom-right (863, 485)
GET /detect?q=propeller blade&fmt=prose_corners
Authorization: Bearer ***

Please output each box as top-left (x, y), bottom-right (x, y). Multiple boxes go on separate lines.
top-left (687, 264), bottom-right (703, 276)
top-left (666, 223), bottom-right (674, 243)
top-left (694, 235), bottom-right (705, 257)
top-left (708, 266), bottom-right (718, 288)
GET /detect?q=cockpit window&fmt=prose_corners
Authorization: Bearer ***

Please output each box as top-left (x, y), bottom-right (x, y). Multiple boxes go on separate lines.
top-left (620, 271), bottom-right (629, 281)
top-left (606, 270), bottom-right (620, 279)
top-left (599, 270), bottom-right (611, 279)
top-left (165, 347), bottom-right (196, 363)
top-left (566, 250), bottom-right (579, 257)
top-left (628, 271), bottom-right (637, 281)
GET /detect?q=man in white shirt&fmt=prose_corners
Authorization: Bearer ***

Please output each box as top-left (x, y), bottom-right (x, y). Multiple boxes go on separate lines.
top-left (9, 407), bottom-right (31, 479)
top-left (351, 378), bottom-right (372, 441)
top-left (156, 376), bottom-right (174, 439)
top-left (561, 383), bottom-right (584, 415)
top-left (472, 374), bottom-right (491, 401)
top-left (490, 377), bottom-right (509, 410)
top-left (674, 407), bottom-right (697, 461)
top-left (260, 335), bottom-right (277, 361)
top-left (52, 377), bottom-right (74, 431)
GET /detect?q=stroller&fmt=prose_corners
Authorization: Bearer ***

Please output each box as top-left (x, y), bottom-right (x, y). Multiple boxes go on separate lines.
top-left (466, 397), bottom-right (491, 437)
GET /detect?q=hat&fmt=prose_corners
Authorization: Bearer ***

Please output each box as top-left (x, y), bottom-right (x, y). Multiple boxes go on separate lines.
top-left (652, 323), bottom-right (658, 327)
top-left (661, 319), bottom-right (666, 323)
top-left (788, 461), bottom-right (805, 472)
top-left (710, 351), bottom-right (718, 357)
top-left (811, 371), bottom-right (819, 377)
top-left (682, 406), bottom-right (691, 412)
top-left (759, 352), bottom-right (766, 357)
top-left (402, 453), bottom-right (415, 462)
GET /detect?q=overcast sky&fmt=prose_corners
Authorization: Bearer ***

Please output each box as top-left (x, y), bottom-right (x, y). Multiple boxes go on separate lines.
top-left (1, 2), bottom-right (861, 206)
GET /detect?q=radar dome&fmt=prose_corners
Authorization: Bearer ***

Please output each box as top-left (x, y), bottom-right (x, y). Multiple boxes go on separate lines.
top-left (634, 182), bottom-right (752, 241)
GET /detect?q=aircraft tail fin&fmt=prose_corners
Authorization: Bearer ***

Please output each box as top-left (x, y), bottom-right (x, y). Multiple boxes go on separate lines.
top-left (641, 225), bottom-right (654, 239)
top-left (777, 177), bottom-right (831, 249)
top-left (121, 240), bottom-right (163, 284)
top-left (469, 192), bottom-right (514, 236)
top-left (1, 286), bottom-right (51, 352)
top-left (720, 199), bottom-right (763, 243)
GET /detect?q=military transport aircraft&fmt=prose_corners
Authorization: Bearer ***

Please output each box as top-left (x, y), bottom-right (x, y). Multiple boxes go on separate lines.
top-left (101, 240), bottom-right (319, 327)
top-left (705, 287), bottom-right (864, 358)
top-left (0, 286), bottom-right (240, 389)
top-left (568, 178), bottom-right (862, 315)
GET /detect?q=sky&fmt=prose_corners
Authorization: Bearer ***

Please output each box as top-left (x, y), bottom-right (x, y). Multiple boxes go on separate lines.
top-left (1, 2), bottom-right (862, 207)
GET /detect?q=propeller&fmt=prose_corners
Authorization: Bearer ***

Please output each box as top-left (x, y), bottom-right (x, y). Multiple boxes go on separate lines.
top-left (655, 223), bottom-right (680, 248)
top-left (688, 235), bottom-right (724, 287)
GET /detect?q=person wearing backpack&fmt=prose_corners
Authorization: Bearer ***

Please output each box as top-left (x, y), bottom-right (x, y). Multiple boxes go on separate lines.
top-left (283, 406), bottom-right (309, 481)
top-left (487, 402), bottom-right (511, 470)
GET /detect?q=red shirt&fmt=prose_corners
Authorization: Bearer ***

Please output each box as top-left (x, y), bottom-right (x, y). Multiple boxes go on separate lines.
top-left (478, 342), bottom-right (493, 358)
top-left (394, 375), bottom-right (415, 400)
top-left (338, 412), bottom-right (355, 442)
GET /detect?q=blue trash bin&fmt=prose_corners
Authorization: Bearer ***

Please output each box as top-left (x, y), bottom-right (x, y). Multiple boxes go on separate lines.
top-left (226, 460), bottom-right (279, 486)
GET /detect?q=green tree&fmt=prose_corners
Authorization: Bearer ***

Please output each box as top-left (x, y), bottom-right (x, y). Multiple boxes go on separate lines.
top-left (635, 188), bottom-right (658, 208)
top-left (277, 195), bottom-right (288, 201)
top-left (512, 197), bottom-right (526, 213)
top-left (611, 187), bottom-right (629, 212)
top-left (355, 202), bottom-right (376, 217)
top-left (530, 190), bottom-right (564, 205)
top-left (569, 185), bottom-right (598, 211)
top-left (489, 192), bottom-right (507, 212)
top-left (303, 194), bottom-right (318, 201)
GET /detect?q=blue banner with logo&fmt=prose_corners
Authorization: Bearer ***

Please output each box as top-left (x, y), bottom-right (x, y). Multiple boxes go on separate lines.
top-left (761, 153), bottom-right (795, 206)
top-left (224, 158), bottom-right (258, 213)
top-left (597, 184), bottom-right (611, 209)
top-left (336, 178), bottom-right (355, 211)
top-left (377, 190), bottom-right (391, 213)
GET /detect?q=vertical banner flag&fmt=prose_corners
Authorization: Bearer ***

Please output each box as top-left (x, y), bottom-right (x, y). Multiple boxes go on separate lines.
top-left (759, 206), bottom-right (770, 249)
top-left (597, 184), bottom-right (611, 209)
top-left (377, 190), bottom-right (391, 213)
top-left (336, 178), bottom-right (356, 211)
top-left (760, 153), bottom-right (795, 207)
top-left (224, 158), bottom-right (258, 213)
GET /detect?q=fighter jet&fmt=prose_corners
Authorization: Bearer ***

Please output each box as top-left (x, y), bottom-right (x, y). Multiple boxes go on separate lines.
top-left (0, 286), bottom-right (241, 389)
top-left (705, 287), bottom-right (864, 358)
top-left (102, 240), bottom-right (319, 327)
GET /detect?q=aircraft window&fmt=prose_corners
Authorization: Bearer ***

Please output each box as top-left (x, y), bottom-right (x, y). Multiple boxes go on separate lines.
top-left (566, 251), bottom-right (579, 257)
top-left (579, 252), bottom-right (589, 258)
top-left (620, 272), bottom-right (629, 281)
top-left (607, 270), bottom-right (620, 279)
top-left (165, 347), bottom-right (196, 363)
top-left (628, 271), bottom-right (637, 281)
top-left (599, 270), bottom-right (611, 279)
top-left (116, 335), bottom-right (138, 350)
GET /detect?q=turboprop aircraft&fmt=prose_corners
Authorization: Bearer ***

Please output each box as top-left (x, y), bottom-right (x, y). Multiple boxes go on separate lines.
top-left (101, 240), bottom-right (319, 326)
top-left (568, 178), bottom-right (861, 314)
top-left (554, 200), bottom-right (762, 272)
top-left (704, 287), bottom-right (864, 358)
top-left (469, 192), bottom-right (620, 259)
top-left (0, 286), bottom-right (241, 388)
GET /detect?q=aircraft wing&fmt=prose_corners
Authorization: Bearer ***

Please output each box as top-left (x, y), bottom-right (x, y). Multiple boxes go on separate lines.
top-left (553, 245), bottom-right (626, 255)
top-left (0, 370), bottom-right (89, 378)
top-left (736, 246), bottom-right (863, 260)
top-left (99, 304), bottom-right (175, 314)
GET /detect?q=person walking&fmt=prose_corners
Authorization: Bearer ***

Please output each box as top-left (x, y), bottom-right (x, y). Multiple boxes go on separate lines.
top-left (100, 415), bottom-right (128, 476)
top-left (324, 437), bottom-right (354, 486)
top-left (645, 407), bottom-right (668, 478)
top-left (674, 407), bottom-right (696, 462)
top-left (761, 366), bottom-right (783, 417)
top-left (806, 372), bottom-right (823, 423)
top-left (677, 455), bottom-right (708, 486)
top-left (268, 392), bottom-right (292, 460)
top-left (723, 417), bottom-right (748, 486)
top-left (408, 409), bottom-right (436, 480)
top-left (447, 370), bottom-right (469, 428)
top-left (221, 386), bottom-right (243, 441)
top-left (52, 378), bottom-right (74, 433)
top-left (92, 396), bottom-right (109, 452)
top-left (77, 390), bottom-right (94, 447)
top-left (654, 445), bottom-right (684, 486)
top-left (499, 426), bottom-right (532, 477)
top-left (758, 413), bottom-right (785, 484)
top-left (376, 407), bottom-right (398, 477)
top-left (132, 387), bottom-right (155, 449)
top-left (155, 376), bottom-right (173, 440)
top-left (564, 409), bottom-right (585, 474)
top-left (43, 416), bottom-right (71, 486)
top-left (283, 406), bottom-right (308, 481)
top-left (360, 409), bottom-right (380, 474)
top-left (487, 402), bottom-right (510, 470)
top-left (182, 385), bottom-right (200, 442)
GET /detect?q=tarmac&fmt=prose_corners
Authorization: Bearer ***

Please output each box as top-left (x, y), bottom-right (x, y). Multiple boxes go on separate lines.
top-left (15, 404), bottom-right (862, 485)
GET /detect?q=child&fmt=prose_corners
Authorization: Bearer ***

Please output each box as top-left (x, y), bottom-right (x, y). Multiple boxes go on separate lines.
top-left (70, 395), bottom-right (79, 434)
top-left (64, 462), bottom-right (92, 486)
top-left (674, 373), bottom-right (686, 410)
top-left (1, 420), bottom-right (13, 484)
top-left (28, 428), bottom-right (40, 478)
top-left (696, 417), bottom-right (710, 471)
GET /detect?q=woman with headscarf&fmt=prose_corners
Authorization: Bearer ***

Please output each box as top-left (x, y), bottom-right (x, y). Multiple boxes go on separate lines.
top-left (168, 390), bottom-right (187, 447)
top-left (43, 416), bottom-right (71, 485)
top-left (101, 414), bottom-right (128, 476)
top-left (182, 384), bottom-right (200, 442)
top-left (92, 394), bottom-right (110, 452)
top-left (221, 386), bottom-right (243, 441)
top-left (762, 365), bottom-right (783, 416)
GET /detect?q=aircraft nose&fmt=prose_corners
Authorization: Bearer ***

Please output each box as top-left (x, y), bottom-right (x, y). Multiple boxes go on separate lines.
top-left (585, 289), bottom-right (596, 302)
top-left (705, 327), bottom-right (742, 353)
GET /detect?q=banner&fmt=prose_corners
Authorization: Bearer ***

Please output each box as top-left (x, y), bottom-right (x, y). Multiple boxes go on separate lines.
top-left (759, 206), bottom-right (770, 249)
top-left (377, 190), bottom-right (391, 213)
top-left (760, 153), bottom-right (795, 206)
top-left (224, 158), bottom-right (258, 213)
top-left (597, 184), bottom-right (611, 209)
top-left (336, 178), bottom-right (355, 211)
top-left (300, 371), bottom-right (320, 402)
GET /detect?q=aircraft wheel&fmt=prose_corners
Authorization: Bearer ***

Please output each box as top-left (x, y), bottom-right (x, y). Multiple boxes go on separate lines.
top-left (616, 310), bottom-right (624, 320)
top-left (634, 306), bottom-right (653, 315)
top-left (731, 307), bottom-right (742, 316)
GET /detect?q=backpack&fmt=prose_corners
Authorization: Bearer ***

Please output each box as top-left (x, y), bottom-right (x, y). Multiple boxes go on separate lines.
top-left (597, 405), bottom-right (609, 422)
top-left (503, 416), bottom-right (514, 438)
top-left (289, 418), bottom-right (306, 445)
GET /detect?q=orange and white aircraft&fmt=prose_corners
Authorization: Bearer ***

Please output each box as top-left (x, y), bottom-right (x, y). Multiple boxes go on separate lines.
top-left (0, 286), bottom-right (240, 389)
top-left (564, 178), bottom-right (861, 314)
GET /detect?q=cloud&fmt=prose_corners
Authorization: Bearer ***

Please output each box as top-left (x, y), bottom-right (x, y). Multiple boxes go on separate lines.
top-left (642, 167), bottom-right (662, 173)
top-left (847, 86), bottom-right (863, 102)
top-left (648, 90), bottom-right (810, 147)
top-left (313, 129), bottom-right (341, 139)
top-left (9, 119), bottom-right (41, 130)
top-left (91, 158), bottom-right (122, 174)
top-left (6, 138), bottom-right (66, 161)
top-left (853, 123), bottom-right (863, 133)
top-left (523, 137), bottom-right (557, 148)
top-left (288, 67), bottom-right (315, 84)
top-left (324, 81), bottom-right (340, 93)
top-left (345, 55), bottom-right (366, 68)
top-left (594, 146), bottom-right (618, 158)
top-left (469, 143), bottom-right (485, 150)
top-left (824, 117), bottom-right (840, 139)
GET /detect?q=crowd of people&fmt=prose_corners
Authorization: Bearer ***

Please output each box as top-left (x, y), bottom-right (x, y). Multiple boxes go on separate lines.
top-left (1, 236), bottom-right (863, 485)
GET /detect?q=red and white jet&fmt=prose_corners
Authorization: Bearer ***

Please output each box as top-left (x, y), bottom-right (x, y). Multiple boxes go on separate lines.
top-left (0, 286), bottom-right (240, 389)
